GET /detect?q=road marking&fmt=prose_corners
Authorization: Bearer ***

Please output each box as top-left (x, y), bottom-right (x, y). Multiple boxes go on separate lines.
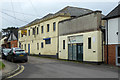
top-left (7, 65), bottom-right (25, 78)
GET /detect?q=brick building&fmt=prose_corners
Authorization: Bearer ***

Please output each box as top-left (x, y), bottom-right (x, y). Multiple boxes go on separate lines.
top-left (103, 4), bottom-right (120, 66)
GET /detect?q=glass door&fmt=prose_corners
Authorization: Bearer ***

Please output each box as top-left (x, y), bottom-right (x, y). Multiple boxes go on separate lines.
top-left (117, 46), bottom-right (120, 66)
top-left (77, 43), bottom-right (83, 61)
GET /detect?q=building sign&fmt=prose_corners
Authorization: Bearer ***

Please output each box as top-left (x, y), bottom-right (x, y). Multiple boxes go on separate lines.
top-left (68, 35), bottom-right (83, 44)
top-left (21, 29), bottom-right (27, 35)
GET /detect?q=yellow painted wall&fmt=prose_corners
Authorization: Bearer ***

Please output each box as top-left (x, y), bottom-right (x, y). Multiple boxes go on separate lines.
top-left (59, 31), bottom-right (103, 62)
top-left (18, 16), bottom-right (70, 55)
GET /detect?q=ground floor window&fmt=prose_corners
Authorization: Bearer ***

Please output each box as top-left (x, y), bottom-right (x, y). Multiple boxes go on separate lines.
top-left (25, 44), bottom-right (26, 50)
top-left (45, 38), bottom-right (51, 44)
top-left (41, 42), bottom-right (43, 48)
top-left (37, 43), bottom-right (39, 50)
top-left (63, 40), bottom-right (65, 49)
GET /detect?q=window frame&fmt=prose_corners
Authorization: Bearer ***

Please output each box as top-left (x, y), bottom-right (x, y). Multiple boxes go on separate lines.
top-left (41, 42), bottom-right (43, 48)
top-left (88, 37), bottom-right (91, 49)
top-left (63, 40), bottom-right (65, 49)
top-left (28, 30), bottom-right (30, 36)
top-left (53, 22), bottom-right (56, 31)
top-left (47, 24), bottom-right (50, 32)
top-left (41, 26), bottom-right (44, 33)
top-left (37, 27), bottom-right (39, 35)
top-left (37, 43), bottom-right (39, 50)
top-left (45, 39), bottom-right (51, 44)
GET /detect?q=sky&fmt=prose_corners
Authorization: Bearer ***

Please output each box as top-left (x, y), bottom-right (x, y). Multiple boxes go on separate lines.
top-left (0, 0), bottom-right (119, 31)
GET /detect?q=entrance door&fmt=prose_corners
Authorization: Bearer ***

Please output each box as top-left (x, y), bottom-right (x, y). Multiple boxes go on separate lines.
top-left (116, 45), bottom-right (120, 66)
top-left (28, 44), bottom-right (30, 54)
top-left (72, 44), bottom-right (77, 60)
top-left (68, 44), bottom-right (73, 60)
top-left (77, 44), bottom-right (83, 61)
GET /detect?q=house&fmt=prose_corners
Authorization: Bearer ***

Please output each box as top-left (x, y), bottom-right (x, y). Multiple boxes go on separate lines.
top-left (18, 6), bottom-right (93, 58)
top-left (103, 4), bottom-right (120, 66)
top-left (0, 37), bottom-right (7, 48)
top-left (1, 32), bottom-right (18, 48)
top-left (58, 11), bottom-right (105, 63)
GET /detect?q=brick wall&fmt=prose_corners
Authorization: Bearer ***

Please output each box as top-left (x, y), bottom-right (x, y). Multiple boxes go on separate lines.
top-left (104, 44), bottom-right (116, 65)
top-left (10, 40), bottom-right (18, 48)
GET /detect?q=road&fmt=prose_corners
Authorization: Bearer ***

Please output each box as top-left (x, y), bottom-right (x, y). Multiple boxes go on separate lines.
top-left (7, 56), bottom-right (119, 79)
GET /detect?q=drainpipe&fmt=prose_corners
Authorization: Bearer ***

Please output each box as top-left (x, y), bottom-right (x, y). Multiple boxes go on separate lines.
top-left (57, 22), bottom-right (59, 59)
top-left (106, 20), bottom-right (109, 64)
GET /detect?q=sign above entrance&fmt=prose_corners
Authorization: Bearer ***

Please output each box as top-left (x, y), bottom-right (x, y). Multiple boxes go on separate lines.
top-left (68, 35), bottom-right (83, 44)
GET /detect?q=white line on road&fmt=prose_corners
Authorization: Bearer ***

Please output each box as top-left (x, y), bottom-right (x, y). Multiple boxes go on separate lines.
top-left (7, 65), bottom-right (25, 78)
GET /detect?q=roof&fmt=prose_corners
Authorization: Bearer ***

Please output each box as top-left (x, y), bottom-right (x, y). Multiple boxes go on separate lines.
top-left (8, 33), bottom-right (17, 41)
top-left (55, 6), bottom-right (92, 17)
top-left (103, 4), bottom-right (120, 20)
top-left (19, 6), bottom-right (93, 30)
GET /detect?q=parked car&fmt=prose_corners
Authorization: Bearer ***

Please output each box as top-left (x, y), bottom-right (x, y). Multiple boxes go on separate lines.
top-left (2, 48), bottom-right (11, 59)
top-left (7, 48), bottom-right (28, 62)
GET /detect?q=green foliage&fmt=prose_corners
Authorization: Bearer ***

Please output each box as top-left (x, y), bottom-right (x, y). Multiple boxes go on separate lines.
top-left (0, 61), bottom-right (5, 70)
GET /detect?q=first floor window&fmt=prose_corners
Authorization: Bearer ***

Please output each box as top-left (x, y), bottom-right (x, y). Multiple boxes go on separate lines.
top-left (41, 42), bottom-right (43, 48)
top-left (37, 27), bottom-right (39, 34)
top-left (41, 26), bottom-right (44, 33)
top-left (28, 30), bottom-right (30, 36)
top-left (47, 24), bottom-right (50, 32)
top-left (53, 22), bottom-right (56, 31)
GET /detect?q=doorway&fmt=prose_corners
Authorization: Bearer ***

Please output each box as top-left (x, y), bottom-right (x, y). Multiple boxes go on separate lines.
top-left (28, 44), bottom-right (30, 54)
top-left (116, 45), bottom-right (120, 66)
top-left (68, 43), bottom-right (83, 61)
top-left (77, 43), bottom-right (83, 61)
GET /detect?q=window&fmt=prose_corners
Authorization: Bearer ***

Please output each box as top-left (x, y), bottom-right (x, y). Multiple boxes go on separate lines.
top-left (88, 37), bottom-right (91, 49)
top-left (37, 43), bottom-right (39, 50)
top-left (22, 45), bottom-right (23, 49)
top-left (41, 42), bottom-right (43, 48)
top-left (45, 38), bottom-right (51, 44)
top-left (18, 33), bottom-right (20, 38)
top-left (21, 34), bottom-right (23, 37)
top-left (41, 26), bottom-right (44, 33)
top-left (33, 28), bottom-right (35, 35)
top-left (63, 40), bottom-right (65, 49)
top-left (25, 44), bottom-right (26, 50)
top-left (28, 30), bottom-right (30, 36)
top-left (47, 24), bottom-right (49, 32)
top-left (53, 22), bottom-right (56, 31)
top-left (37, 27), bottom-right (39, 34)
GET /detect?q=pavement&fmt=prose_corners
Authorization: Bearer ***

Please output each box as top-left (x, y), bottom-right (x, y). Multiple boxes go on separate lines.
top-left (0, 55), bottom-right (20, 80)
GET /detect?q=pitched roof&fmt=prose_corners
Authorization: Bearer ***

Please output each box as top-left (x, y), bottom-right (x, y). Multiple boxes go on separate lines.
top-left (103, 4), bottom-right (120, 20)
top-left (8, 33), bottom-right (17, 41)
top-left (19, 6), bottom-right (93, 29)
top-left (55, 6), bottom-right (93, 17)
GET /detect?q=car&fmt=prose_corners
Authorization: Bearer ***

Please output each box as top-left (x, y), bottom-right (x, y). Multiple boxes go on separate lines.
top-left (2, 48), bottom-right (11, 59)
top-left (7, 48), bottom-right (28, 62)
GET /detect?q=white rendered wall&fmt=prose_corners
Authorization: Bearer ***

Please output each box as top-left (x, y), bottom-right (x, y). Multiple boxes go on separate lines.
top-left (108, 18), bottom-right (119, 44)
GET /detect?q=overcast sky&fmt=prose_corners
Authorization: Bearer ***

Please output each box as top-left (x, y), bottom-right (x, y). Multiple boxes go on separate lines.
top-left (0, 0), bottom-right (119, 31)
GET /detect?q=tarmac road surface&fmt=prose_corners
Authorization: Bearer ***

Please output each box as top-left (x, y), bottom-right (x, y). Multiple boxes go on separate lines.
top-left (8, 56), bottom-right (120, 79)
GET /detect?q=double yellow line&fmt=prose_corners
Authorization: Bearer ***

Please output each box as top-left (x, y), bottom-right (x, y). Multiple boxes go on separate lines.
top-left (7, 65), bottom-right (25, 78)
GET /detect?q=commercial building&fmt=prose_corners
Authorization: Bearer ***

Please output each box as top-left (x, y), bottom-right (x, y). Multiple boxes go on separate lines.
top-left (18, 6), bottom-right (93, 57)
top-left (103, 4), bottom-right (120, 66)
top-left (58, 11), bottom-right (105, 62)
